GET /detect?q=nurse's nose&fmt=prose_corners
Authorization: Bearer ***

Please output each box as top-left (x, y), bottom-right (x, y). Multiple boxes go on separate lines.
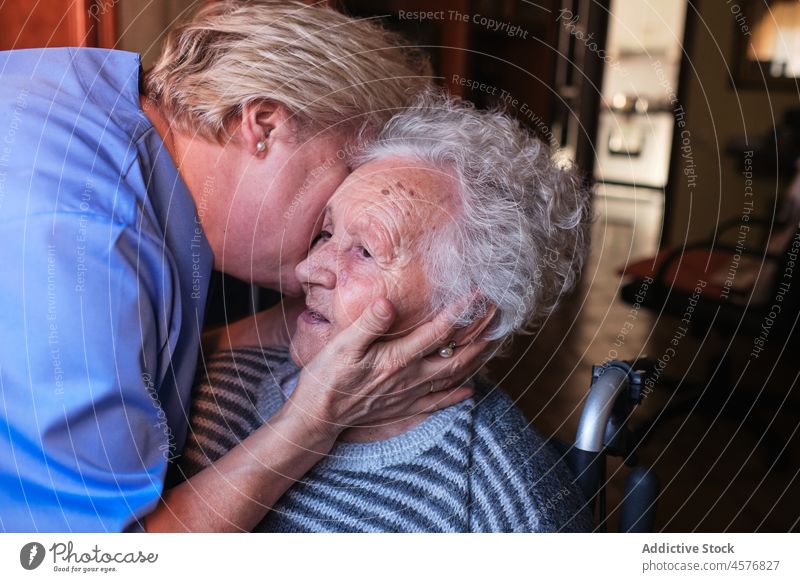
top-left (295, 243), bottom-right (336, 290)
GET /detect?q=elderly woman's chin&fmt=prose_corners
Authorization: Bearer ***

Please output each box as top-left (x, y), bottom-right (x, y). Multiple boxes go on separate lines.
top-left (288, 325), bottom-right (328, 367)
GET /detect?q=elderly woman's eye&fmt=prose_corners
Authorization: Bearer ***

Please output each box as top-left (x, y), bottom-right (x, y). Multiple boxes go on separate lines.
top-left (311, 229), bottom-right (332, 247)
top-left (358, 246), bottom-right (372, 259)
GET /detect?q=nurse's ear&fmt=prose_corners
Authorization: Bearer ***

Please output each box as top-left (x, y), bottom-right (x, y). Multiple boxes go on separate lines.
top-left (239, 100), bottom-right (284, 158)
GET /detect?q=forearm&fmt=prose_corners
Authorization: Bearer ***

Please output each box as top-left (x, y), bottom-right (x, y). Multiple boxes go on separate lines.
top-left (144, 407), bottom-right (336, 532)
top-left (201, 299), bottom-right (303, 353)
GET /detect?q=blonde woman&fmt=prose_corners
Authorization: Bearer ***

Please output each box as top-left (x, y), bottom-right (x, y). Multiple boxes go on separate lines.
top-left (0, 1), bottom-right (479, 532)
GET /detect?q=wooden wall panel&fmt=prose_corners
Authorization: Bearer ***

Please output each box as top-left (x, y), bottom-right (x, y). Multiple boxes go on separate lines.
top-left (0, 0), bottom-right (115, 50)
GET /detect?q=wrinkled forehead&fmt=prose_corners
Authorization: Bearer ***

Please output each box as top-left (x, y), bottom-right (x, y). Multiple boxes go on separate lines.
top-left (328, 157), bottom-right (459, 220)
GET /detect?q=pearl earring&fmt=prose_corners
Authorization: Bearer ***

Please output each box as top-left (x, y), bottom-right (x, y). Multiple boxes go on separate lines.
top-left (256, 140), bottom-right (266, 152)
top-left (438, 341), bottom-right (456, 359)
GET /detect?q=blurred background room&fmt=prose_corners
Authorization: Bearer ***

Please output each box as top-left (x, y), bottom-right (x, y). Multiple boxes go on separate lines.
top-left (2, 0), bottom-right (798, 532)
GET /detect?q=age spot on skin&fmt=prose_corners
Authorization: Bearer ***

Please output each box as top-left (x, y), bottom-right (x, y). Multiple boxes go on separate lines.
top-left (381, 189), bottom-right (390, 196)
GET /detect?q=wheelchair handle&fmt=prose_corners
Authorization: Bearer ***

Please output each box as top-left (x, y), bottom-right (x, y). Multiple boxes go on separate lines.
top-left (575, 362), bottom-right (633, 452)
top-left (569, 358), bottom-right (657, 530)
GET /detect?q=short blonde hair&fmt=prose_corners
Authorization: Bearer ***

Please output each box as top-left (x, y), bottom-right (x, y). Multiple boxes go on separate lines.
top-left (145, 0), bottom-right (432, 142)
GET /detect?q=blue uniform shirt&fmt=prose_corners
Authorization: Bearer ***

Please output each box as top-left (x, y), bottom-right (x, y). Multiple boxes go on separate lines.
top-left (0, 48), bottom-right (213, 531)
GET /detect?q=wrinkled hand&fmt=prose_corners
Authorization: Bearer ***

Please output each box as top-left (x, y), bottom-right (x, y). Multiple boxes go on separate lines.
top-left (288, 298), bottom-right (486, 436)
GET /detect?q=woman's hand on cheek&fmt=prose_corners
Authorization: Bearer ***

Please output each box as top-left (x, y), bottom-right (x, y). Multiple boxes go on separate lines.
top-left (286, 298), bottom-right (485, 438)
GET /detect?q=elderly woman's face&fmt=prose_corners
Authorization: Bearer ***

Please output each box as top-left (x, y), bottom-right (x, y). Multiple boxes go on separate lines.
top-left (290, 157), bottom-right (458, 366)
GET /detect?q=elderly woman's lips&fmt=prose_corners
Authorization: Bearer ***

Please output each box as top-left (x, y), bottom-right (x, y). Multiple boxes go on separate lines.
top-left (300, 308), bottom-right (330, 324)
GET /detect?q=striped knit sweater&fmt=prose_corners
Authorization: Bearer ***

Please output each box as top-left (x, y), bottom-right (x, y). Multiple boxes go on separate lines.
top-left (178, 347), bottom-right (592, 532)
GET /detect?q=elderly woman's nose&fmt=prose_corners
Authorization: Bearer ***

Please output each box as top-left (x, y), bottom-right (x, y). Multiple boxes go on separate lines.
top-left (295, 248), bottom-right (336, 288)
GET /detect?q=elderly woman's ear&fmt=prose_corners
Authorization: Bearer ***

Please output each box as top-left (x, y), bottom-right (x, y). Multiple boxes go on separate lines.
top-left (449, 302), bottom-right (498, 347)
top-left (238, 101), bottom-right (284, 156)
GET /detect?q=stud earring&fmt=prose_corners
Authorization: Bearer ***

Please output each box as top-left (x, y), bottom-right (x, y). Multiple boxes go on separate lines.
top-left (438, 341), bottom-right (457, 359)
top-left (256, 140), bottom-right (266, 152)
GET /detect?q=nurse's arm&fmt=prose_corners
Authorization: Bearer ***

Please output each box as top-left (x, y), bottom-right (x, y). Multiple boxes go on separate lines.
top-left (200, 297), bottom-right (305, 353)
top-left (143, 404), bottom-right (336, 532)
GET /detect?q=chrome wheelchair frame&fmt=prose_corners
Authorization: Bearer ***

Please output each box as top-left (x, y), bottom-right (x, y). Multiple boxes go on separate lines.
top-left (554, 358), bottom-right (660, 532)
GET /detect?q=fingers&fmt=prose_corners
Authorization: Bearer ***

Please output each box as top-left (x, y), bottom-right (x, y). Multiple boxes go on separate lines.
top-left (391, 306), bottom-right (459, 361)
top-left (405, 387), bottom-right (475, 415)
top-left (333, 299), bottom-right (395, 356)
top-left (418, 339), bottom-right (489, 382)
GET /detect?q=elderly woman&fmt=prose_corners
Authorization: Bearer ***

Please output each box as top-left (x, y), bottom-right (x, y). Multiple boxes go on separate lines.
top-left (180, 94), bottom-right (593, 532)
top-left (0, 1), bottom-right (484, 533)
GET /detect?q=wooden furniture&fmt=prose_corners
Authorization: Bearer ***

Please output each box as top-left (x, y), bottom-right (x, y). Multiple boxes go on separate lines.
top-left (0, 0), bottom-right (115, 51)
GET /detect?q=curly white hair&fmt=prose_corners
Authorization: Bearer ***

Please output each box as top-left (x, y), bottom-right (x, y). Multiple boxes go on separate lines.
top-left (355, 92), bottom-right (593, 345)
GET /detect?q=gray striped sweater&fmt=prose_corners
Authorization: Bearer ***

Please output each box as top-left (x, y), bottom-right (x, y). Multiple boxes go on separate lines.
top-left (178, 347), bottom-right (592, 532)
